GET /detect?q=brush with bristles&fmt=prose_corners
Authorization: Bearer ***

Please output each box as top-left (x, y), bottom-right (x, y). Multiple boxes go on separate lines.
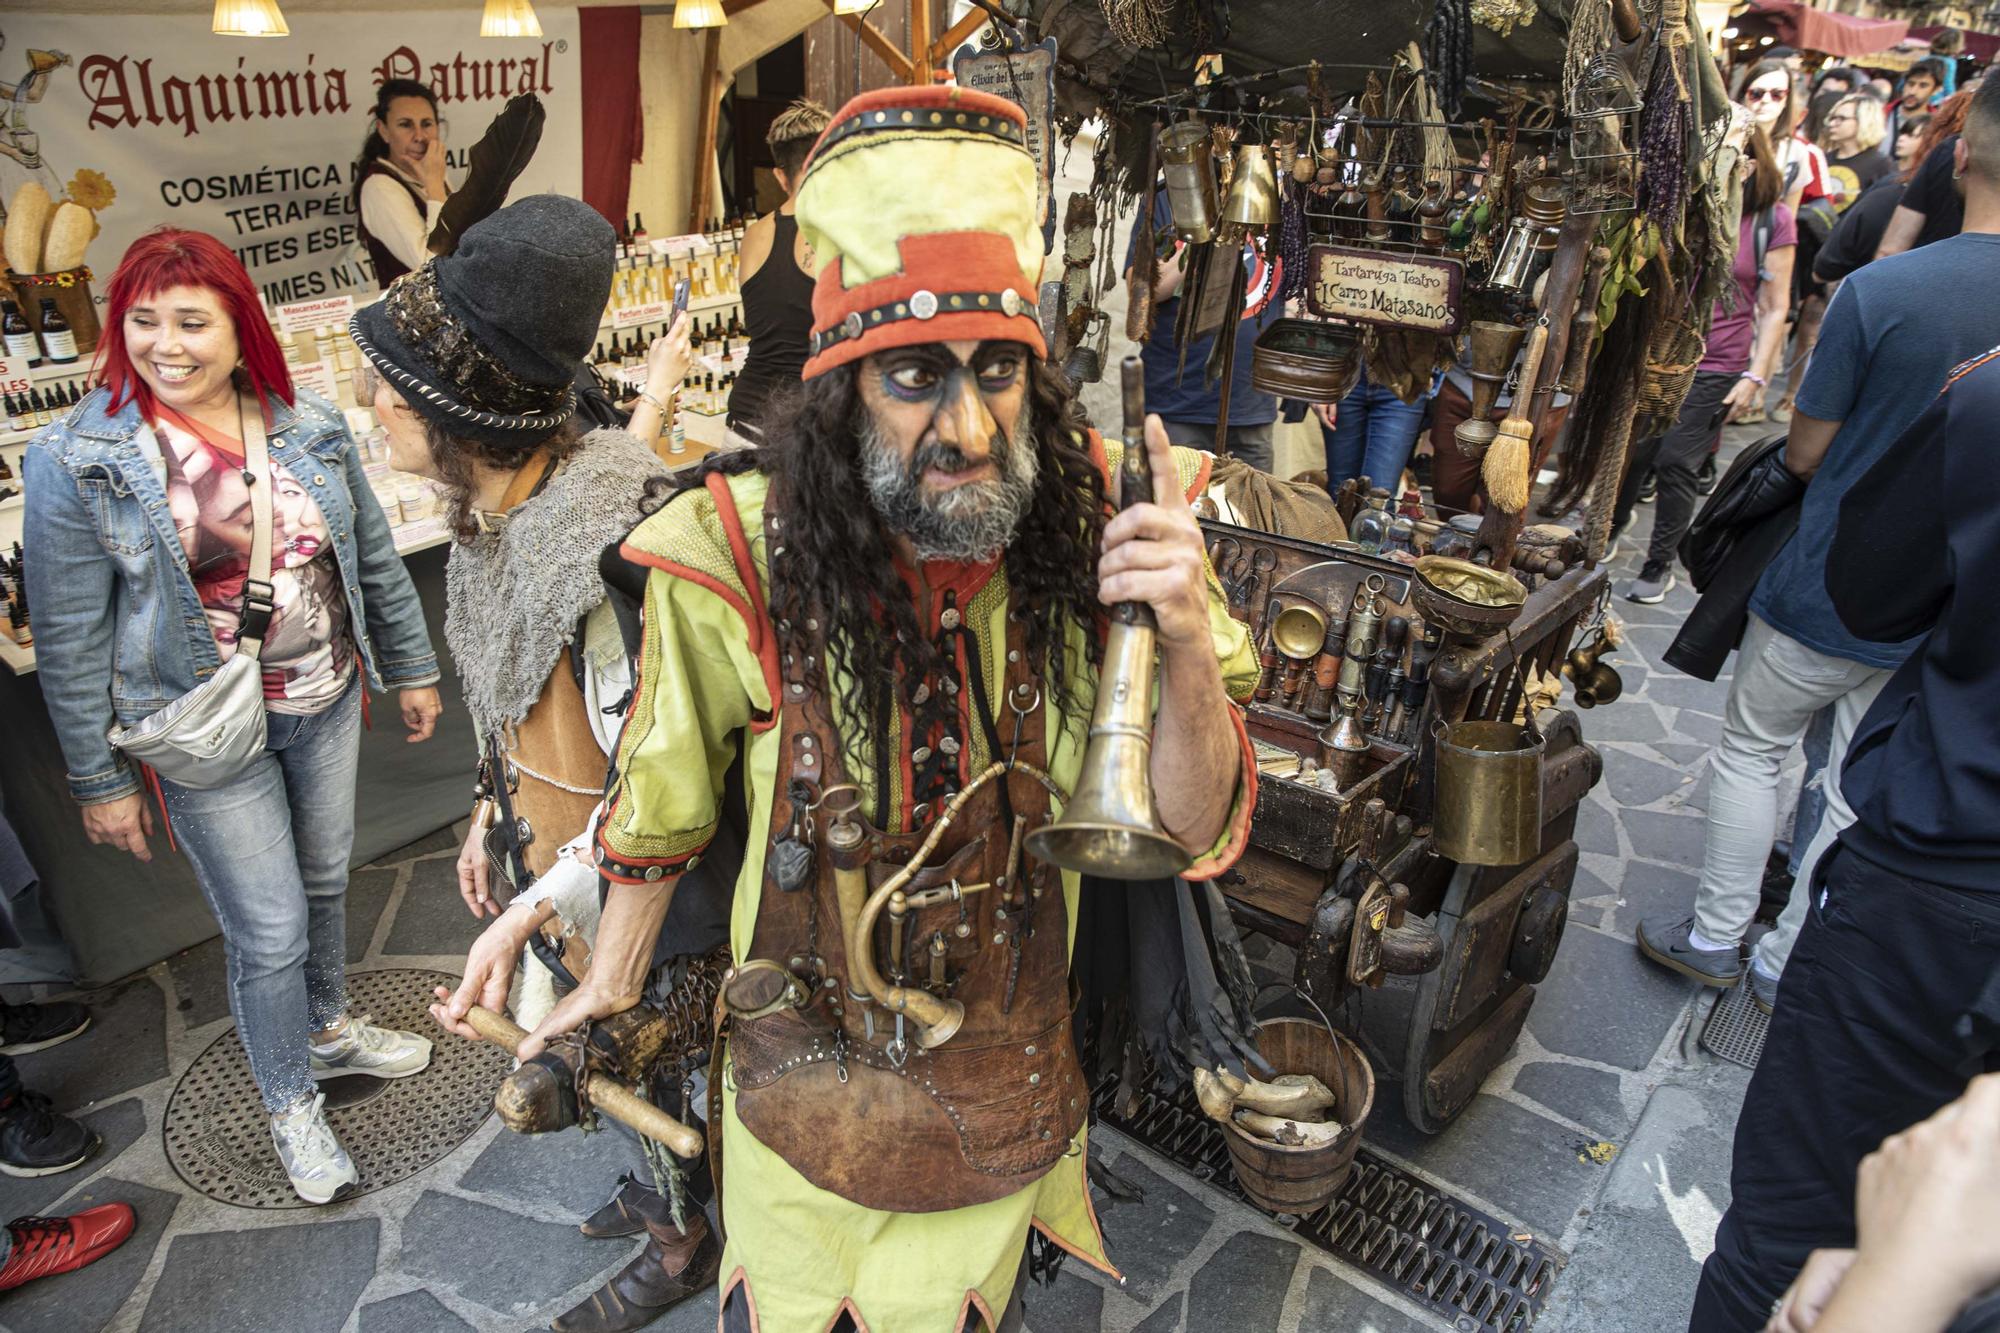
top-left (1483, 321), bottom-right (1550, 514)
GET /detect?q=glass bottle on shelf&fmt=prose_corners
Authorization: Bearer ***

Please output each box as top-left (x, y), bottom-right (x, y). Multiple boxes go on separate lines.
top-left (2, 300), bottom-right (39, 367)
top-left (1350, 487), bottom-right (1394, 555)
top-left (37, 299), bottom-right (77, 364)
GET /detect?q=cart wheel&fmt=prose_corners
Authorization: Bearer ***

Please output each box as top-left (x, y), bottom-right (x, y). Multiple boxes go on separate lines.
top-left (1508, 884), bottom-right (1569, 985)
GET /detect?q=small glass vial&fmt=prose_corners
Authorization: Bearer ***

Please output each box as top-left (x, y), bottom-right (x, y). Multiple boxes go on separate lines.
top-left (1350, 487), bottom-right (1394, 555)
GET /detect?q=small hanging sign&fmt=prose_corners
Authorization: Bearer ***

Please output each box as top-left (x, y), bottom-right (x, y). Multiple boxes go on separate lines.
top-left (952, 32), bottom-right (1059, 254)
top-left (1306, 245), bottom-right (1464, 335)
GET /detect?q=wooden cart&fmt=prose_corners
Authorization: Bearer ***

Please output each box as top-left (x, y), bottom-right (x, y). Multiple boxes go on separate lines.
top-left (1202, 520), bottom-right (1606, 1132)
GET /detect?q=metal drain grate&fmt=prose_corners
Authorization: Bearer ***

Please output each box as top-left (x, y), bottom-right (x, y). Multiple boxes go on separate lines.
top-left (164, 969), bottom-right (513, 1209)
top-left (1699, 983), bottom-right (1769, 1070)
top-left (1095, 1076), bottom-right (1563, 1331)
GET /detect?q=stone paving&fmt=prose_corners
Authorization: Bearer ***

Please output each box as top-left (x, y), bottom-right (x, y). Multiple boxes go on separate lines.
top-left (0, 431), bottom-right (1776, 1333)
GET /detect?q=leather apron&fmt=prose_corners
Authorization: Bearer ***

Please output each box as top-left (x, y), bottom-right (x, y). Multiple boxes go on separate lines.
top-left (727, 505), bottom-right (1088, 1214)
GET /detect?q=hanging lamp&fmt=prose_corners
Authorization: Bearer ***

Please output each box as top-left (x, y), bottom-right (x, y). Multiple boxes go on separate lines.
top-left (673, 0), bottom-right (729, 28)
top-left (832, 0), bottom-right (878, 14)
top-left (212, 0), bottom-right (290, 37)
top-left (480, 0), bottom-right (543, 38)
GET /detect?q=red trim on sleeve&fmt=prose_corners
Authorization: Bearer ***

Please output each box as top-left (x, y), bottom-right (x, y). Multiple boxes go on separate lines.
top-left (1182, 701), bottom-right (1258, 882)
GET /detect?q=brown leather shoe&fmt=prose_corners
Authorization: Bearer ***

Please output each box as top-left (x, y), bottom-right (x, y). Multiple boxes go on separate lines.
top-left (579, 1174), bottom-right (668, 1239)
top-left (551, 1210), bottom-right (720, 1333)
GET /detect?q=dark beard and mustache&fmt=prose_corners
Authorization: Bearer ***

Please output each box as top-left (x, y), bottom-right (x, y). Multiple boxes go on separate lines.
top-left (858, 402), bottom-right (1041, 563)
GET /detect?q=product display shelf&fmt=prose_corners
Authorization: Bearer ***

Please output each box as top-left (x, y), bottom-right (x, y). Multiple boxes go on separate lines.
top-left (0, 635), bottom-right (31, 675)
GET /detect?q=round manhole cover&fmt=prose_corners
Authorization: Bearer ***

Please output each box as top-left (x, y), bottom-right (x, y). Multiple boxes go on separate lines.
top-left (164, 968), bottom-right (512, 1209)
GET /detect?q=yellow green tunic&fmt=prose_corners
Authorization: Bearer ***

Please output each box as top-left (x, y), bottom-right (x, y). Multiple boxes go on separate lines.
top-left (598, 442), bottom-right (1258, 1332)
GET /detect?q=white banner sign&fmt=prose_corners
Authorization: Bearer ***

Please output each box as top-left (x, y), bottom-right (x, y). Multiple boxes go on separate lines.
top-left (0, 11), bottom-right (582, 309)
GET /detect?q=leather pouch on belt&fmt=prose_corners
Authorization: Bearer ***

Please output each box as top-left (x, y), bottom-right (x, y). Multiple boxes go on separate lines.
top-left (730, 1006), bottom-right (1085, 1212)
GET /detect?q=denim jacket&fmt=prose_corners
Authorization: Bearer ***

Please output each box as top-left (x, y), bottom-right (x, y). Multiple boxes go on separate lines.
top-left (23, 386), bottom-right (441, 805)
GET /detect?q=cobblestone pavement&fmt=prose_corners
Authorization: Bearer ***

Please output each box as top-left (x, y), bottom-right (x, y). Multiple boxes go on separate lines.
top-left (0, 433), bottom-right (1769, 1333)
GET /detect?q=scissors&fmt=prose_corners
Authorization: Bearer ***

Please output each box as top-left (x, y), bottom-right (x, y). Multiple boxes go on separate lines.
top-left (1240, 549), bottom-right (1278, 619)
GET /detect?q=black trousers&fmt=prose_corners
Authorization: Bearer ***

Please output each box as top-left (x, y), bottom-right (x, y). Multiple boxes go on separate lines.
top-left (1613, 370), bottom-right (1736, 569)
top-left (1690, 843), bottom-right (2000, 1331)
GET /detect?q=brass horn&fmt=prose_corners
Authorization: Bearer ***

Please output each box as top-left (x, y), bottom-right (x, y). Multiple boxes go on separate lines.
top-left (1025, 358), bottom-right (1192, 881)
top-left (1221, 143), bottom-right (1280, 228)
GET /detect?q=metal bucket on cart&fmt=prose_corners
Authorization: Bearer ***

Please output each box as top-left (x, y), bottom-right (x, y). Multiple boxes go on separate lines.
top-left (1434, 719), bottom-right (1544, 866)
top-left (1221, 1015), bottom-right (1375, 1215)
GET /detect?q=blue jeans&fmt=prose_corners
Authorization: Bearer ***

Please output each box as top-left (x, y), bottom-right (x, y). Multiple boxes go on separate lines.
top-left (1322, 378), bottom-right (1428, 491)
top-left (160, 679), bottom-right (361, 1114)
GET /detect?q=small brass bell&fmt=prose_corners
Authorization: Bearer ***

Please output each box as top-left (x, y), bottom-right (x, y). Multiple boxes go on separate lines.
top-left (1221, 143), bottom-right (1280, 228)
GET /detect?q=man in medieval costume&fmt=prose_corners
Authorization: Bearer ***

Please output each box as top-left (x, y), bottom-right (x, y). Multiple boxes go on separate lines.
top-left (352, 194), bottom-right (726, 1333)
top-left (505, 85), bottom-right (1261, 1330)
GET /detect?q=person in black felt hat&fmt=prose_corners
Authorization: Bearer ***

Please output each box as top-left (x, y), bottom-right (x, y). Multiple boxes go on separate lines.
top-left (354, 195), bottom-right (725, 1333)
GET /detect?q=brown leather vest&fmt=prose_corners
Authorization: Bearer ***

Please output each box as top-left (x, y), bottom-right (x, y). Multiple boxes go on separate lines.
top-left (509, 654), bottom-right (606, 880)
top-left (727, 506), bottom-right (1087, 1213)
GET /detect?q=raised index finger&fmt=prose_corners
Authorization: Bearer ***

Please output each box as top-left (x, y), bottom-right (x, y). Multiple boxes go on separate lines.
top-left (1143, 413), bottom-right (1186, 512)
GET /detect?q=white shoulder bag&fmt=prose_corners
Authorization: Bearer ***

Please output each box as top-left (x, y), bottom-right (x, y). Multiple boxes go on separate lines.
top-left (107, 394), bottom-right (276, 790)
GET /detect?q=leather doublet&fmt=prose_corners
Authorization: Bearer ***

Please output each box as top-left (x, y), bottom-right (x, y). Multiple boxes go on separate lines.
top-left (728, 500), bottom-right (1087, 1214)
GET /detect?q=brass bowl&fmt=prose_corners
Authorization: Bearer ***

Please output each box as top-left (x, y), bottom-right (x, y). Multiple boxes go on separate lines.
top-left (1271, 600), bottom-right (1329, 659)
top-left (1412, 556), bottom-right (1527, 640)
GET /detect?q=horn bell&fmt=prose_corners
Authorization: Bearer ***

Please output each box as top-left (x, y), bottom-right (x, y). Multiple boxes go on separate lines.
top-left (1025, 615), bottom-right (1191, 881)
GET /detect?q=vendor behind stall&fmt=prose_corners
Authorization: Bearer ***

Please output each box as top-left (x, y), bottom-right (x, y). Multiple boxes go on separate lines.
top-left (355, 79), bottom-right (449, 288)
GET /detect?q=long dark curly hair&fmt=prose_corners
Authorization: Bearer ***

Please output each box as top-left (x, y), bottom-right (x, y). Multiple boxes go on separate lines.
top-left (674, 357), bottom-right (1110, 775)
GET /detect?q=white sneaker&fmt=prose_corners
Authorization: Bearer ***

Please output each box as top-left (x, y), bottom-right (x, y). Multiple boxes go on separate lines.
top-left (270, 1092), bottom-right (359, 1205)
top-left (309, 1014), bottom-right (433, 1080)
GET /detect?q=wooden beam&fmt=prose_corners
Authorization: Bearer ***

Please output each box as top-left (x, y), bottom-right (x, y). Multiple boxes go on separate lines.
top-left (928, 7), bottom-right (986, 69)
top-left (688, 26), bottom-right (727, 233)
top-left (721, 0), bottom-right (768, 13)
top-left (821, 0), bottom-right (916, 83)
top-left (908, 0), bottom-right (933, 84)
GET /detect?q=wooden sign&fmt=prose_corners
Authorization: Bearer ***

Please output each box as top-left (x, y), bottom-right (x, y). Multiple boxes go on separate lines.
top-left (1306, 246), bottom-right (1464, 335)
top-left (953, 34), bottom-right (1059, 253)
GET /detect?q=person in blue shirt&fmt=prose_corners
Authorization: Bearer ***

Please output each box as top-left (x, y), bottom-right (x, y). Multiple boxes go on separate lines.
top-left (1684, 73), bottom-right (2000, 1333)
top-left (1122, 189), bottom-right (1282, 471)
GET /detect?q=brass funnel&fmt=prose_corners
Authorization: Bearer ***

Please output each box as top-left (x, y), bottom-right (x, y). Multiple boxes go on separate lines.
top-left (1465, 320), bottom-right (1527, 423)
top-left (1221, 143), bottom-right (1280, 227)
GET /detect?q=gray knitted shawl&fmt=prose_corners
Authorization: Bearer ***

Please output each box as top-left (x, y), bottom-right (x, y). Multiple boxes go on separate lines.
top-left (444, 428), bottom-right (666, 740)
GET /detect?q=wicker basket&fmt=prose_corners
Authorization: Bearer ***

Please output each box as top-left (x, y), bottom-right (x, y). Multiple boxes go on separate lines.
top-left (1635, 312), bottom-right (1704, 424)
top-left (4, 267), bottom-right (101, 358)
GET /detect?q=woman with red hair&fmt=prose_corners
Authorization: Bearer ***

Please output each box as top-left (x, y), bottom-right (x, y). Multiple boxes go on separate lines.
top-left (22, 228), bottom-right (445, 1205)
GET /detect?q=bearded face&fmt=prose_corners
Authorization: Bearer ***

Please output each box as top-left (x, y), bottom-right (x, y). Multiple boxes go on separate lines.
top-left (853, 340), bottom-right (1041, 563)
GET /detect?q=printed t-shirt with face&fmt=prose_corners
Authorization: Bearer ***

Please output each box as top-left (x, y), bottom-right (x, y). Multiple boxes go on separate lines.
top-left (152, 404), bottom-right (355, 715)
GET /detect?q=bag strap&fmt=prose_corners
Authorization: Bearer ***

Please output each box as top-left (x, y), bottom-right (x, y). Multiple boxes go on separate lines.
top-left (234, 394), bottom-right (277, 659)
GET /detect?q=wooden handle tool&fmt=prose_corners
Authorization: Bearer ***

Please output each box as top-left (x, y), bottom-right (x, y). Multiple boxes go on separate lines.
top-left (465, 1005), bottom-right (705, 1159)
top-left (1482, 322), bottom-right (1549, 514)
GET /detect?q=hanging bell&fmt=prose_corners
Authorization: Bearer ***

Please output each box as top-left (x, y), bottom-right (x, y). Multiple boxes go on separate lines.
top-left (1221, 143), bottom-right (1280, 228)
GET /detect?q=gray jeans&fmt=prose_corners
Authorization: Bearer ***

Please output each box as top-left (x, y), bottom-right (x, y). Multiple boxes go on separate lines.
top-left (1161, 419), bottom-right (1274, 474)
top-left (1695, 616), bottom-right (1890, 978)
top-left (160, 679), bottom-right (361, 1114)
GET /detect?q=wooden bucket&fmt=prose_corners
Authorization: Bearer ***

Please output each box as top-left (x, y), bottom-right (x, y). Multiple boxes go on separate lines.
top-left (1221, 1015), bottom-right (1375, 1215)
top-left (6, 267), bottom-right (101, 358)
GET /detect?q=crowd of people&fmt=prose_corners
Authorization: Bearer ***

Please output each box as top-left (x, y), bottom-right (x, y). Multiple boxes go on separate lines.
top-left (0, 27), bottom-right (1995, 1333)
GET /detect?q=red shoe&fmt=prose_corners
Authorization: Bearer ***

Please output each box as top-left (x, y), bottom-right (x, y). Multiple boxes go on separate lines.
top-left (0, 1204), bottom-right (137, 1291)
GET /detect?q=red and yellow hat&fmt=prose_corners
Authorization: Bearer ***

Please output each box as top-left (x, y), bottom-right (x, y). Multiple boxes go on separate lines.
top-left (796, 85), bottom-right (1046, 380)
